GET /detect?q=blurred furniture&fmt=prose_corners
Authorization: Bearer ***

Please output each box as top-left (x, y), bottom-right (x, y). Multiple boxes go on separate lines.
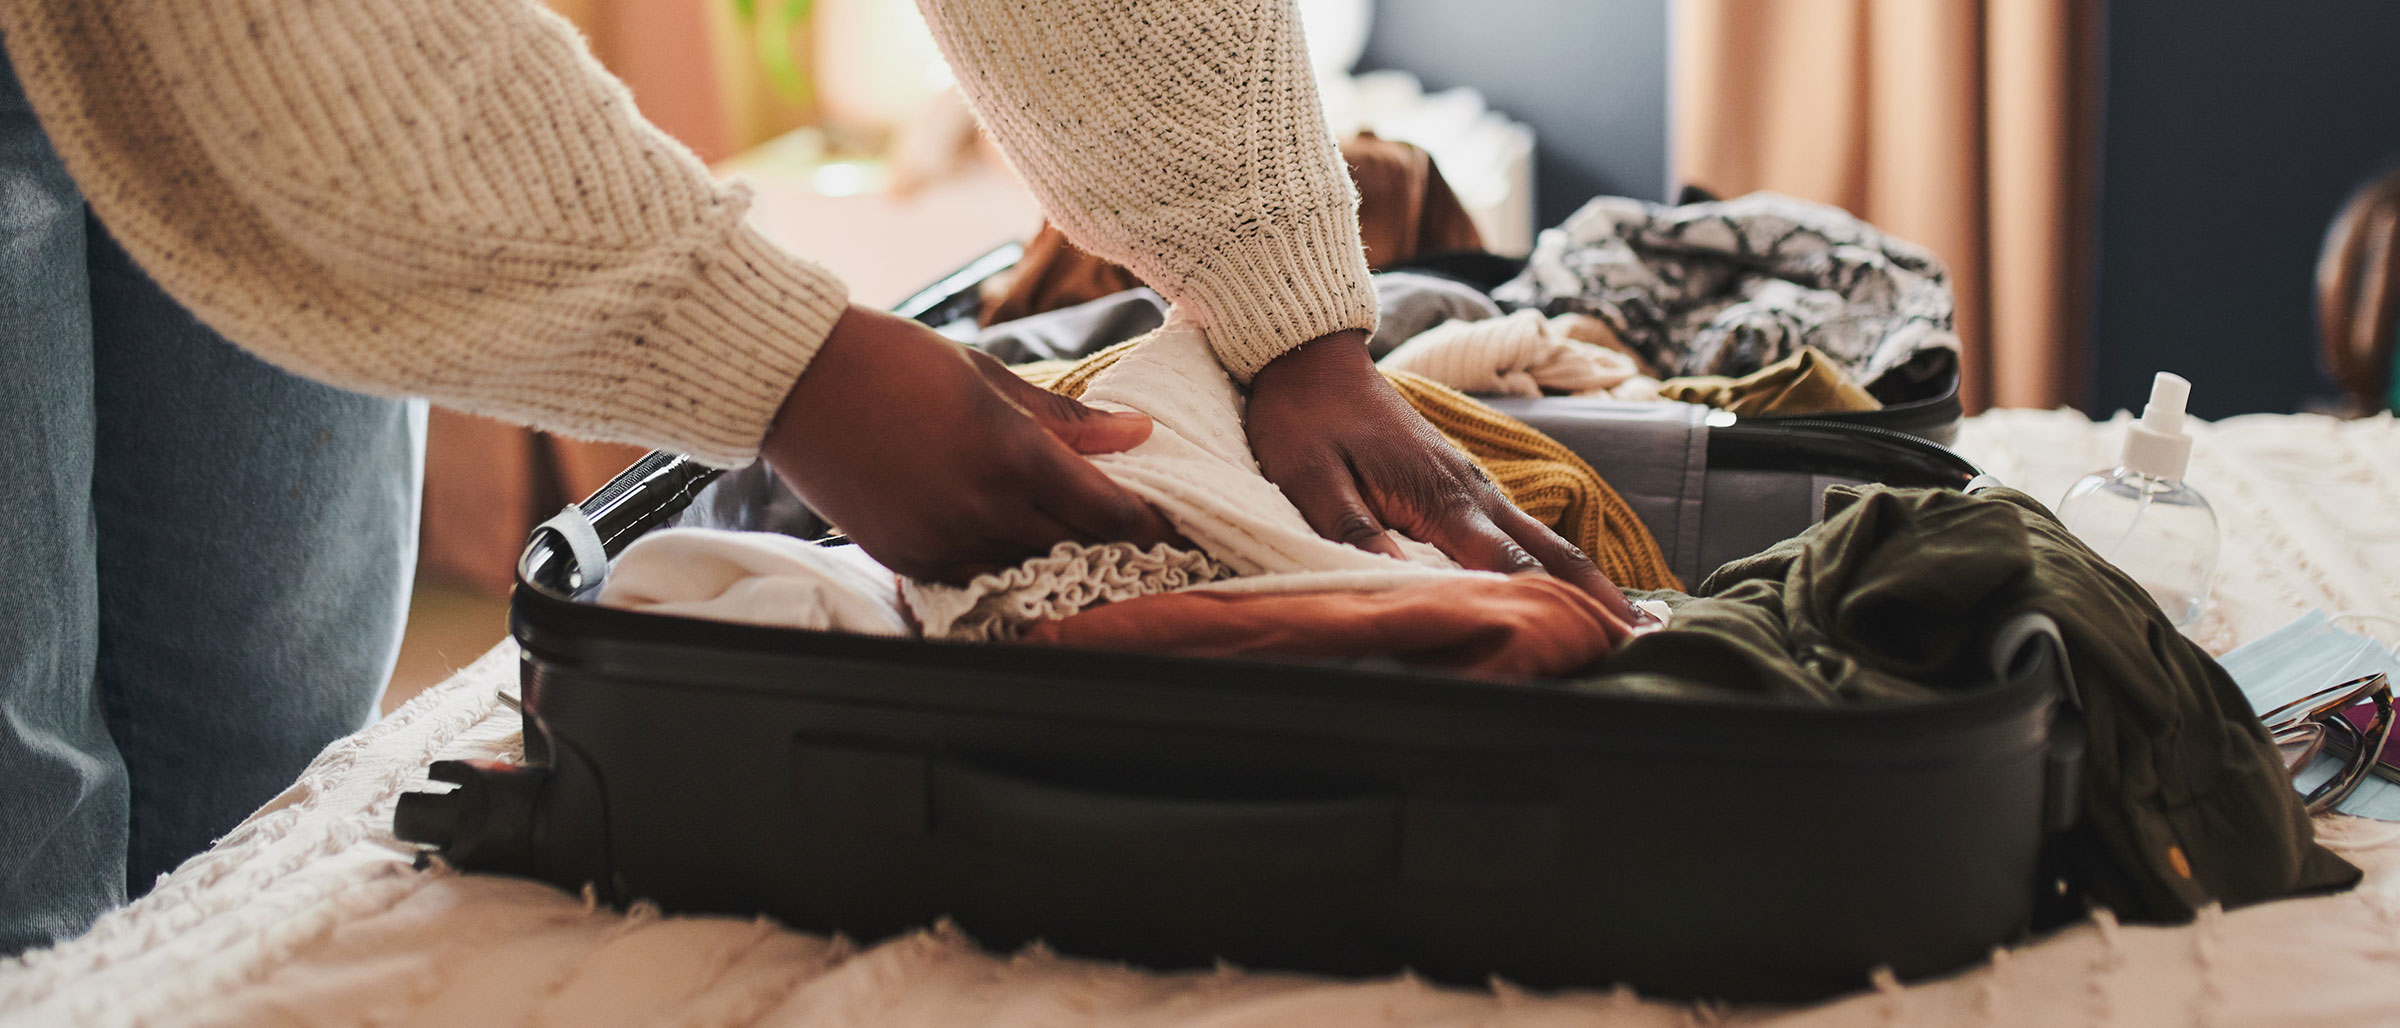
top-left (2316, 167), bottom-right (2400, 415)
top-left (1324, 72), bottom-right (1536, 256)
top-left (1671, 0), bottom-right (2102, 413)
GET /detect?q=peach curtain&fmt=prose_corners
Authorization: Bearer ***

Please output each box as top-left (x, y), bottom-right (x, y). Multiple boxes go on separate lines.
top-left (543, 0), bottom-right (817, 163)
top-left (1671, 0), bottom-right (2102, 411)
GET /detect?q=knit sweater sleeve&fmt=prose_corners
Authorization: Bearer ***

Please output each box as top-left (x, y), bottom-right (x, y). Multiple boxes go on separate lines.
top-left (0, 0), bottom-right (847, 467)
top-left (918, 0), bottom-right (1378, 382)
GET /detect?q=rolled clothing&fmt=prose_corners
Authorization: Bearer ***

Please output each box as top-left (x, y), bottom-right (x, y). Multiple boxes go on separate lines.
top-left (1367, 271), bottom-right (1502, 358)
top-left (1375, 309), bottom-right (1879, 418)
top-left (1379, 308), bottom-right (1650, 397)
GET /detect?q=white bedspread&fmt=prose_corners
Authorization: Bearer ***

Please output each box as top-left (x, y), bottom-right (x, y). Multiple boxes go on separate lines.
top-left (5, 411), bottom-right (2398, 1027)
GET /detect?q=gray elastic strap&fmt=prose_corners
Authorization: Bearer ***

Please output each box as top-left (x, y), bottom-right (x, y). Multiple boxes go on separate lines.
top-left (539, 504), bottom-right (610, 591)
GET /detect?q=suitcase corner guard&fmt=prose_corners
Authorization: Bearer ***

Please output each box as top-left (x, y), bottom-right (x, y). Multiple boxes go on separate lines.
top-left (395, 752), bottom-right (614, 896)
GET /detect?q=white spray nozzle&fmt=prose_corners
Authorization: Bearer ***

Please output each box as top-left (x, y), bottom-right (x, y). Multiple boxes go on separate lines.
top-left (2141, 371), bottom-right (2190, 435)
top-left (2123, 371), bottom-right (2194, 481)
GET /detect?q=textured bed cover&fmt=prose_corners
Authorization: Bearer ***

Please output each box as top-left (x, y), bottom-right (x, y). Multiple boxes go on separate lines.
top-left (5, 410), bottom-right (2398, 1026)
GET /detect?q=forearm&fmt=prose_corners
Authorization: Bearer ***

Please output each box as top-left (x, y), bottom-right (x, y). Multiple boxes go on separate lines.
top-left (1, 0), bottom-right (845, 465)
top-left (918, 0), bottom-right (1377, 381)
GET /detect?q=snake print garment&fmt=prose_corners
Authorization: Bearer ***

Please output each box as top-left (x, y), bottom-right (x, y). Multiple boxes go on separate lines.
top-left (1493, 191), bottom-right (1959, 387)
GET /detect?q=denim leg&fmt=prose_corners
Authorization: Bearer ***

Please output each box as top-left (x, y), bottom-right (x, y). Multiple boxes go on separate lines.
top-left (87, 226), bottom-right (426, 895)
top-left (0, 49), bottom-right (124, 955)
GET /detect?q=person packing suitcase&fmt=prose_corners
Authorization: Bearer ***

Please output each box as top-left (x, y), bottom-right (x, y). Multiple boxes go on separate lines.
top-left (0, 0), bottom-right (1601, 954)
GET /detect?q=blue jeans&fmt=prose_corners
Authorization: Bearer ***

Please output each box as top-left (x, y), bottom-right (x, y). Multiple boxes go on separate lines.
top-left (0, 48), bottom-right (423, 954)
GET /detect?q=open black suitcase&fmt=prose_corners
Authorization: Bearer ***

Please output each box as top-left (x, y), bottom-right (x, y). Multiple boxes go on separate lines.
top-left (396, 376), bottom-right (2083, 1001)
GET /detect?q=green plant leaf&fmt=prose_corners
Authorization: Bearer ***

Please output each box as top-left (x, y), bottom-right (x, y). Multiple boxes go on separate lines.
top-left (755, 0), bottom-right (814, 105)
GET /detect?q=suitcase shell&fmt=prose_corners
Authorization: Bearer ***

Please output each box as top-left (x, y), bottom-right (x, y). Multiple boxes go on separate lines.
top-left (397, 402), bottom-right (2081, 1003)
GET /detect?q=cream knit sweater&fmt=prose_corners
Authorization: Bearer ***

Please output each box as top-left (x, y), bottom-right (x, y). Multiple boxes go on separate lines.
top-left (0, 0), bottom-right (1374, 466)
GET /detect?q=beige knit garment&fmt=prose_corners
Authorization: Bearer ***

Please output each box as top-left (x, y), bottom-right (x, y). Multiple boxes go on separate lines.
top-left (0, 0), bottom-right (845, 466)
top-left (0, 0), bottom-right (1372, 463)
top-left (1378, 309), bottom-right (1657, 398)
top-left (919, 0), bottom-right (1379, 381)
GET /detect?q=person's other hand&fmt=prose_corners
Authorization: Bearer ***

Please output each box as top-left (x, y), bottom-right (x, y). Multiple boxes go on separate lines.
top-left (1246, 330), bottom-right (1639, 620)
top-left (761, 305), bottom-right (1177, 584)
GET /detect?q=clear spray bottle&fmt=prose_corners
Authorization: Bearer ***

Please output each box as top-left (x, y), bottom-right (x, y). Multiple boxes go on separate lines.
top-left (2056, 372), bottom-right (2220, 625)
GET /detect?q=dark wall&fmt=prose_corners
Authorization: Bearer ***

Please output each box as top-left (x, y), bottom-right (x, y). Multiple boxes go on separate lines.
top-left (2093, 2), bottom-right (2400, 417)
top-left (1356, 0), bottom-right (1670, 228)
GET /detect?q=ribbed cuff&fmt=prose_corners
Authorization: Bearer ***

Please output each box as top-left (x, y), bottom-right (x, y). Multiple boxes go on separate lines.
top-left (641, 220), bottom-right (848, 466)
top-left (1182, 223), bottom-right (1380, 384)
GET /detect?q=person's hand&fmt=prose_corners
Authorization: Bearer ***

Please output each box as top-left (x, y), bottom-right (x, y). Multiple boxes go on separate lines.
top-left (761, 305), bottom-right (1178, 584)
top-left (1246, 330), bottom-right (1639, 620)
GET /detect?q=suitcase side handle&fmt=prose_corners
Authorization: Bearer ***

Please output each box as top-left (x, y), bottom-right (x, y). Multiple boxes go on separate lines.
top-left (934, 760), bottom-right (1400, 878)
top-left (1986, 611), bottom-right (2082, 834)
top-left (793, 742), bottom-right (1561, 886)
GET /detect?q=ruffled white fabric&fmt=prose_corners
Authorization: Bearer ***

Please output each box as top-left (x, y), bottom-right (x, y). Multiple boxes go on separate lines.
top-left (903, 541), bottom-right (1231, 642)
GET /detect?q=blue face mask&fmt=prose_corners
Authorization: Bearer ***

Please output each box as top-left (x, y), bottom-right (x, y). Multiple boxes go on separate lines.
top-left (2219, 610), bottom-right (2400, 820)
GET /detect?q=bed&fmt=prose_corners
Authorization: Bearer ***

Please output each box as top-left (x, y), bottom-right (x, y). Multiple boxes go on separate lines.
top-left (4, 410), bottom-right (2397, 1026)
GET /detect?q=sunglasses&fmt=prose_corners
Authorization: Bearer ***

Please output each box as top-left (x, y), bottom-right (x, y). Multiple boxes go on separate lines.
top-left (2260, 672), bottom-right (2395, 816)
